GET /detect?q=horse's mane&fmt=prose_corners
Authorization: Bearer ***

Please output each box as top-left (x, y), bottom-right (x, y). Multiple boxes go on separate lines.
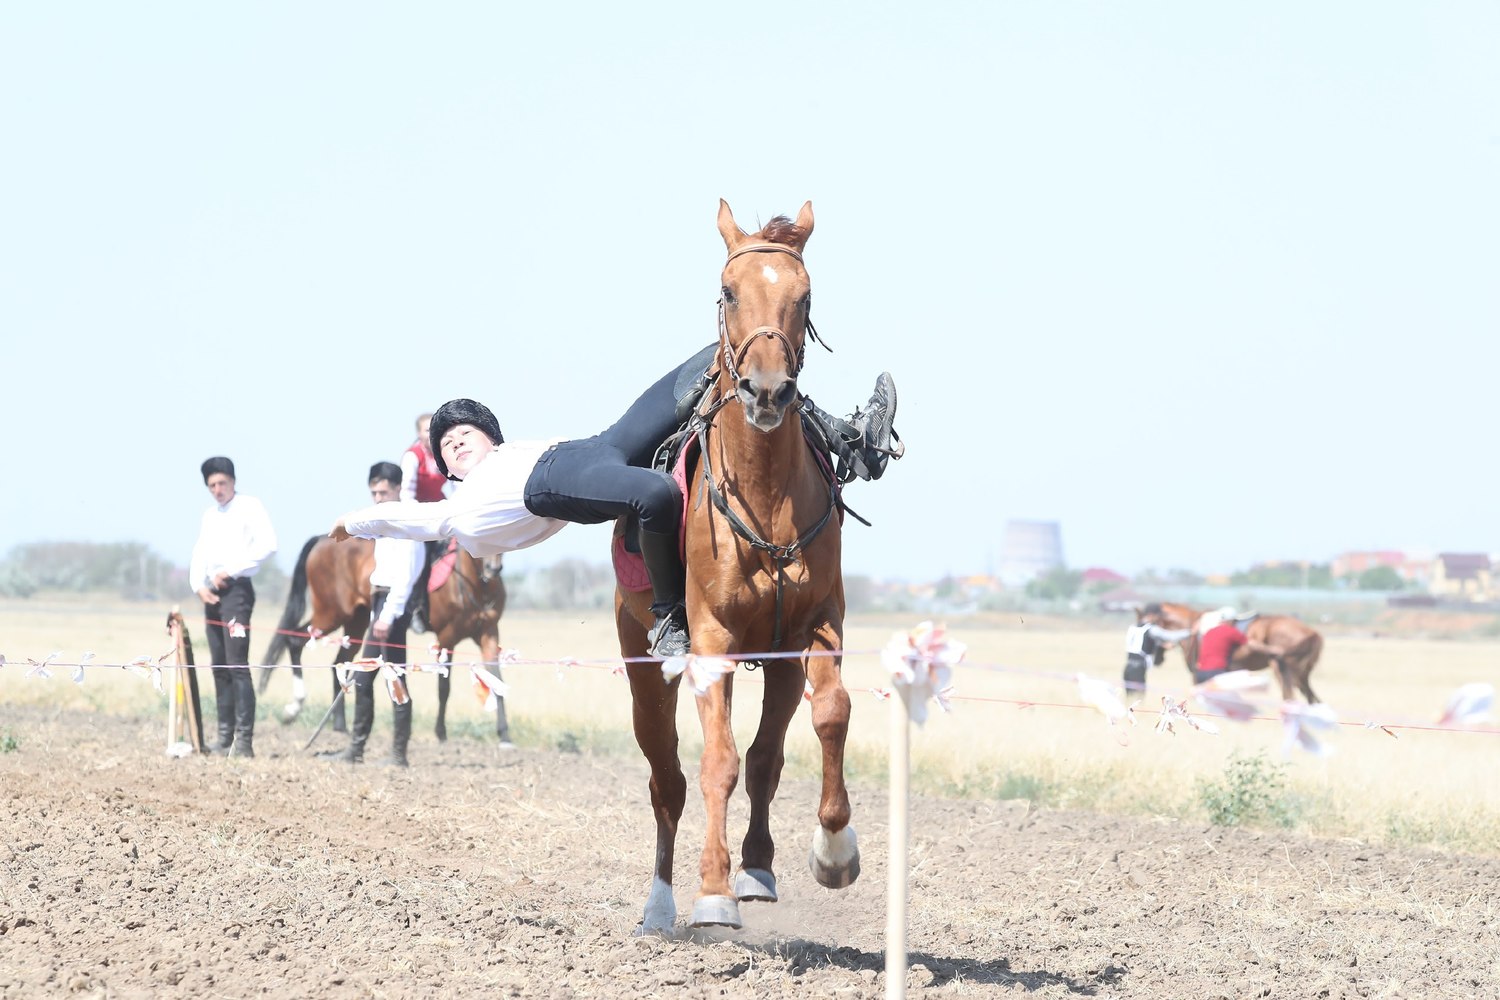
top-left (756, 215), bottom-right (807, 248)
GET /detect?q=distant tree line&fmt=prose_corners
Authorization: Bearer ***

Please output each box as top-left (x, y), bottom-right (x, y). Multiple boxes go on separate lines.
top-left (0, 541), bottom-right (289, 603)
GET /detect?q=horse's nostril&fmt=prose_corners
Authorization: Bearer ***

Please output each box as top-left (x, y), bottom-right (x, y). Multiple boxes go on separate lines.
top-left (738, 378), bottom-right (754, 398)
top-left (775, 381), bottom-right (798, 409)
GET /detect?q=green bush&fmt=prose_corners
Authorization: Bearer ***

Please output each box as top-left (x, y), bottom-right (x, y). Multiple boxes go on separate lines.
top-left (1196, 751), bottom-right (1299, 828)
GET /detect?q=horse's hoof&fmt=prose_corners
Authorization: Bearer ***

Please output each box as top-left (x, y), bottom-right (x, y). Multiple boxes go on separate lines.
top-left (808, 825), bottom-right (860, 889)
top-left (734, 868), bottom-right (778, 903)
top-left (689, 894), bottom-right (742, 929)
top-left (279, 700), bottom-right (303, 724)
top-left (434, 721), bottom-right (447, 742)
top-left (637, 878), bottom-right (676, 934)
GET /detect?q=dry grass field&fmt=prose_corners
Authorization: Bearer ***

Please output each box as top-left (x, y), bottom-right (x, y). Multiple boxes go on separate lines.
top-left (4, 594), bottom-right (1498, 853)
top-left (2, 594), bottom-right (1499, 997)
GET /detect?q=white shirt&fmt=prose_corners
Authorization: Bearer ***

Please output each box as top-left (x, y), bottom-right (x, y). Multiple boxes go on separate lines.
top-left (343, 440), bottom-right (567, 557)
top-left (189, 493), bottom-right (278, 593)
top-left (370, 536), bottom-right (425, 625)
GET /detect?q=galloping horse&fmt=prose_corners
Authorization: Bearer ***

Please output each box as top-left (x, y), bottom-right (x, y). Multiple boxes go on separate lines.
top-left (616, 200), bottom-right (857, 932)
top-left (260, 535), bottom-right (509, 740)
top-left (1145, 601), bottom-right (1323, 703)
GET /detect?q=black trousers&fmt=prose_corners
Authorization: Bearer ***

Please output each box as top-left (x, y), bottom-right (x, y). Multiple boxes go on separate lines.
top-left (205, 577), bottom-right (257, 737)
top-left (349, 588), bottom-right (414, 724)
top-left (523, 352), bottom-right (703, 534)
top-left (358, 587), bottom-right (412, 666)
top-left (204, 576), bottom-right (255, 666)
top-left (1123, 653), bottom-right (1149, 692)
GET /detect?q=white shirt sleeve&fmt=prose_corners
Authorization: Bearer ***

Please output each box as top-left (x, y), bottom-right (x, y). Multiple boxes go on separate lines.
top-left (345, 497), bottom-right (463, 546)
top-left (377, 540), bottom-right (426, 625)
top-left (221, 497), bottom-right (278, 579)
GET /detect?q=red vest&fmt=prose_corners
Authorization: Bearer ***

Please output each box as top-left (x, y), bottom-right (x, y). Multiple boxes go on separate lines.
top-left (406, 442), bottom-right (447, 502)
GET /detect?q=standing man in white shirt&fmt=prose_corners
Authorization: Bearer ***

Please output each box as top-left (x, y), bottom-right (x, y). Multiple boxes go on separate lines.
top-left (190, 456), bottom-right (278, 758)
top-left (333, 462), bottom-right (426, 767)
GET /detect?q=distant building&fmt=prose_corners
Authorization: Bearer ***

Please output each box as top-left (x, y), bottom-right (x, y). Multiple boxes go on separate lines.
top-left (1081, 567), bottom-right (1129, 587)
top-left (997, 520), bottom-right (1063, 588)
top-left (1429, 553), bottom-right (1494, 601)
top-left (1331, 550), bottom-right (1406, 580)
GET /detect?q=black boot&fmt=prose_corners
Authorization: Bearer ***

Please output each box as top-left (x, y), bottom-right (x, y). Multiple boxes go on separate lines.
top-left (637, 527), bottom-right (690, 658)
top-left (380, 700), bottom-right (412, 768)
top-left (229, 670), bottom-right (256, 758)
top-left (211, 667), bottom-right (236, 753)
top-left (328, 675), bottom-right (374, 763)
top-left (802, 372), bottom-right (905, 483)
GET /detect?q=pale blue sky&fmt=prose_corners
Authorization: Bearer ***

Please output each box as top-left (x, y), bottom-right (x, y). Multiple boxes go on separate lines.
top-left (3, 3), bottom-right (1496, 584)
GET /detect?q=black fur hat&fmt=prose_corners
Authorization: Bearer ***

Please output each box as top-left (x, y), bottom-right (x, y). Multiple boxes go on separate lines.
top-left (201, 456), bottom-right (235, 483)
top-left (429, 398), bottom-right (503, 480)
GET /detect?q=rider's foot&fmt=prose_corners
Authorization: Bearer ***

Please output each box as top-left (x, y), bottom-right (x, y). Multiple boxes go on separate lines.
top-left (850, 372), bottom-right (903, 481)
top-left (647, 606), bottom-right (691, 659)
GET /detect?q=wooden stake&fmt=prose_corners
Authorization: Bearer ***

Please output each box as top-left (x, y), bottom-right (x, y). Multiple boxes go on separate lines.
top-left (886, 692), bottom-right (910, 1000)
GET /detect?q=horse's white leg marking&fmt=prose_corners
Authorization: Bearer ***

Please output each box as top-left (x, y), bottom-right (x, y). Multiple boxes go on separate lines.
top-left (640, 877), bottom-right (676, 933)
top-left (291, 675), bottom-right (307, 700)
top-left (811, 825), bottom-right (857, 870)
top-left (762, 264), bottom-right (779, 284)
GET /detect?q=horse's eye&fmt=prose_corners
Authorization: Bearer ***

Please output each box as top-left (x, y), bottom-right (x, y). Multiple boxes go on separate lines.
top-left (800, 294), bottom-right (811, 312)
top-left (721, 286), bottom-right (736, 306)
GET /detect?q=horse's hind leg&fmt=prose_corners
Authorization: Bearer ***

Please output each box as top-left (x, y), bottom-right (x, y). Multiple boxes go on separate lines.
top-left (805, 623), bottom-right (858, 889)
top-left (434, 672), bottom-right (450, 742)
top-left (735, 661), bottom-right (805, 904)
top-left (624, 656), bottom-right (687, 934)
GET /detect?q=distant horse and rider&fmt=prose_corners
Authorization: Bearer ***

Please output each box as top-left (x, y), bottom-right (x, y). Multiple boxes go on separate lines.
top-left (258, 534), bottom-right (509, 743)
top-left (1141, 601), bottom-right (1324, 703)
top-left (615, 200), bottom-right (892, 932)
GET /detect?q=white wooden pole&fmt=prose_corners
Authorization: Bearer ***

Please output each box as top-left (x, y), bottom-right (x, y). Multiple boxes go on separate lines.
top-left (885, 692), bottom-right (910, 1000)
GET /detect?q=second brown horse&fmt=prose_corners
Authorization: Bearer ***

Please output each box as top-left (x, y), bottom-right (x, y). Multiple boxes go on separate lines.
top-left (261, 534), bottom-right (509, 741)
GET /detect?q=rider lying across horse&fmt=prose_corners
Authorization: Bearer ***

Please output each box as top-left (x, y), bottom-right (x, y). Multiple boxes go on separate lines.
top-left (330, 346), bottom-right (902, 658)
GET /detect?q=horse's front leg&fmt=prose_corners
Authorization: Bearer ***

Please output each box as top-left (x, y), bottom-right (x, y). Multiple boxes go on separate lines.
top-left (691, 661), bottom-right (741, 928)
top-left (735, 661), bottom-right (805, 904)
top-left (805, 621), bottom-right (858, 889)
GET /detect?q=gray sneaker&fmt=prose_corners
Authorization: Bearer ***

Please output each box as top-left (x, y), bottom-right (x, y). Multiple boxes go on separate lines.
top-left (648, 607), bottom-right (691, 658)
top-left (852, 373), bottom-right (904, 480)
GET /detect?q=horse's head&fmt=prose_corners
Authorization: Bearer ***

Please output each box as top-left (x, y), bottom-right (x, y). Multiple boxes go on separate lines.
top-left (716, 199), bottom-right (814, 432)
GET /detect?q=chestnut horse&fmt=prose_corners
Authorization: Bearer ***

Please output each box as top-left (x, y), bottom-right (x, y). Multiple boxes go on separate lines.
top-left (260, 535), bottom-right (509, 740)
top-left (616, 200), bottom-right (857, 932)
top-left (1145, 601), bottom-right (1323, 703)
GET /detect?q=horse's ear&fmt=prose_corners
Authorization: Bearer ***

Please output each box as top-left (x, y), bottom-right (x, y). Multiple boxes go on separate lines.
top-left (717, 199), bottom-right (747, 252)
top-left (790, 200), bottom-right (814, 250)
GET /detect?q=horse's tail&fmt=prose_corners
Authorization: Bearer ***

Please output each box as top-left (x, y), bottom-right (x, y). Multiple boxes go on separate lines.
top-left (262, 534), bottom-right (320, 665)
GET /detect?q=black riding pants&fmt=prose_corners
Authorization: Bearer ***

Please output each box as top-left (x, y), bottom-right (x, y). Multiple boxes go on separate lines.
top-left (523, 351), bottom-right (707, 534)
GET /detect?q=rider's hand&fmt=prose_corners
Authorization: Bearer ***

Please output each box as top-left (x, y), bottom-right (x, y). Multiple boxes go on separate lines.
top-left (329, 518), bottom-right (352, 542)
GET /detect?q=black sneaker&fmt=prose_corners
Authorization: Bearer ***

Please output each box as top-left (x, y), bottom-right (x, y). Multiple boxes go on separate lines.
top-left (648, 607), bottom-right (691, 658)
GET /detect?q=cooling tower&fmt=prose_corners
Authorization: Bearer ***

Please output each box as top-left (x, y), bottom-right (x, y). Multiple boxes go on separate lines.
top-left (997, 519), bottom-right (1064, 588)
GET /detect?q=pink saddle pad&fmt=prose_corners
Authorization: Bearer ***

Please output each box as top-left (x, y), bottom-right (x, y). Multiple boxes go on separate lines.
top-left (427, 539), bottom-right (459, 593)
top-left (612, 435), bottom-right (697, 593)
